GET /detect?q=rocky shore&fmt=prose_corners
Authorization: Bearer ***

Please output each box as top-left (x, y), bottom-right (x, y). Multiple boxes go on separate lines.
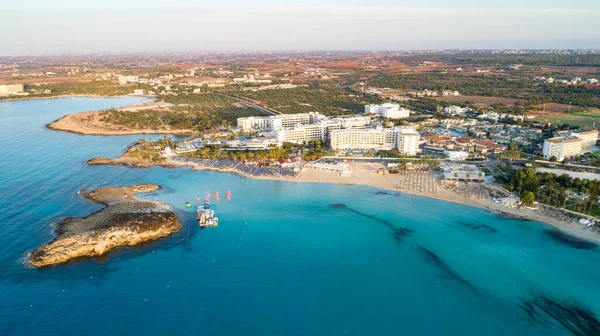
top-left (28, 184), bottom-right (181, 267)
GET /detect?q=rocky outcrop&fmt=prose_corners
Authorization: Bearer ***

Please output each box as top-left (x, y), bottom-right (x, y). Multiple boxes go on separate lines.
top-left (28, 184), bottom-right (181, 267)
top-left (86, 156), bottom-right (118, 166)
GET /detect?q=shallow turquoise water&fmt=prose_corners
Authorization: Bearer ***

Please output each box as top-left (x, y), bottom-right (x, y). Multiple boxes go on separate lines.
top-left (1, 97), bottom-right (600, 336)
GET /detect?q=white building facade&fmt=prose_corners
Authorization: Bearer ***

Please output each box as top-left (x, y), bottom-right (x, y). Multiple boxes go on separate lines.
top-left (330, 128), bottom-right (420, 155)
top-left (542, 137), bottom-right (583, 161)
top-left (364, 104), bottom-right (410, 119)
top-left (0, 84), bottom-right (24, 96)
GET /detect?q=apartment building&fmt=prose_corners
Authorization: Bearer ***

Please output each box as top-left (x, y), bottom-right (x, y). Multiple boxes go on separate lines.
top-left (542, 136), bottom-right (583, 161)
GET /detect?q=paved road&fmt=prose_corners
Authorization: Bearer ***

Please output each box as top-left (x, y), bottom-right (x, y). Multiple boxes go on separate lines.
top-left (215, 93), bottom-right (281, 115)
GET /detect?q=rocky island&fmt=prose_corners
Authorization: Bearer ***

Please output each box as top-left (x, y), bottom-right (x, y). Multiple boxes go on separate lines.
top-left (28, 184), bottom-right (181, 267)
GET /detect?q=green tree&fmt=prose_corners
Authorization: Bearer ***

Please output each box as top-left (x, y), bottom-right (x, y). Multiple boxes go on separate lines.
top-left (521, 191), bottom-right (536, 207)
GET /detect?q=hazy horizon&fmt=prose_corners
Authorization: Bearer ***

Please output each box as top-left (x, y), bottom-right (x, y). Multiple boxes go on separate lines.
top-left (2, 1), bottom-right (599, 54)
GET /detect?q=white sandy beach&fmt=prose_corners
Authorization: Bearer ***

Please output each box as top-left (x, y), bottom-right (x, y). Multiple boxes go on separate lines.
top-left (161, 158), bottom-right (600, 243)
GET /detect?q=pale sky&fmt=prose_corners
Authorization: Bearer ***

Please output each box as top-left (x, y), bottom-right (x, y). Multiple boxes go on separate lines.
top-left (1, 0), bottom-right (599, 54)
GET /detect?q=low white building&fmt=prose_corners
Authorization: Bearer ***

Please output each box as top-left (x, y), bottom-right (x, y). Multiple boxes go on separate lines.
top-left (365, 103), bottom-right (410, 119)
top-left (0, 84), bottom-right (24, 96)
top-left (331, 115), bottom-right (372, 129)
top-left (441, 164), bottom-right (485, 181)
top-left (443, 106), bottom-right (469, 117)
top-left (223, 138), bottom-right (279, 150)
top-left (445, 150), bottom-right (469, 161)
top-left (304, 160), bottom-right (352, 176)
top-left (117, 75), bottom-right (138, 84)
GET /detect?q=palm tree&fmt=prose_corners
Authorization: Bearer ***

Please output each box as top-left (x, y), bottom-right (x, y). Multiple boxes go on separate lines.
top-left (575, 197), bottom-right (585, 213)
top-left (557, 187), bottom-right (567, 209)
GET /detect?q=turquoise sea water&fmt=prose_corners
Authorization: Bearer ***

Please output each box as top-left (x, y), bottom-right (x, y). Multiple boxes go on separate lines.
top-left (1, 97), bottom-right (600, 336)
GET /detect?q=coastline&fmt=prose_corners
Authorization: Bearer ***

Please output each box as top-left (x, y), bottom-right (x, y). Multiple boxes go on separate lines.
top-left (27, 184), bottom-right (182, 267)
top-left (32, 95), bottom-right (599, 244)
top-left (45, 97), bottom-right (195, 136)
top-left (158, 157), bottom-right (600, 244)
top-left (0, 94), bottom-right (155, 103)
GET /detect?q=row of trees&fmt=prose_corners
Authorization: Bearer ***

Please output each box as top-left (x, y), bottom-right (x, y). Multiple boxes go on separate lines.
top-left (366, 73), bottom-right (600, 108)
top-left (184, 140), bottom-right (327, 163)
top-left (393, 53), bottom-right (600, 67)
top-left (504, 167), bottom-right (600, 214)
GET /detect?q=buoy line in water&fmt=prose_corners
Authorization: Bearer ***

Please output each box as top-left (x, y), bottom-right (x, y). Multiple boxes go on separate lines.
top-left (239, 208), bottom-right (247, 248)
top-left (156, 227), bottom-right (191, 252)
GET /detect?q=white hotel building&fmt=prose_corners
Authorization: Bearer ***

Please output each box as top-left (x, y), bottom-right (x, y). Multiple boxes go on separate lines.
top-left (237, 113), bottom-right (312, 132)
top-left (276, 121), bottom-right (342, 145)
top-left (365, 103), bottom-right (411, 119)
top-left (543, 129), bottom-right (599, 161)
top-left (330, 128), bottom-right (420, 155)
top-left (542, 136), bottom-right (582, 161)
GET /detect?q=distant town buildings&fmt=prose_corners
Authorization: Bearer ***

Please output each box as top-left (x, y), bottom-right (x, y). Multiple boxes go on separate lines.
top-left (117, 75), bottom-right (138, 84)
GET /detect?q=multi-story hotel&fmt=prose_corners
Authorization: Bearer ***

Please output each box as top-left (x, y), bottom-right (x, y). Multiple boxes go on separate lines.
top-left (276, 122), bottom-right (341, 144)
top-left (543, 129), bottom-right (599, 160)
top-left (237, 113), bottom-right (312, 132)
top-left (330, 128), bottom-right (420, 155)
top-left (542, 136), bottom-right (583, 161)
top-left (557, 129), bottom-right (599, 150)
top-left (396, 129), bottom-right (420, 155)
top-left (364, 103), bottom-right (410, 119)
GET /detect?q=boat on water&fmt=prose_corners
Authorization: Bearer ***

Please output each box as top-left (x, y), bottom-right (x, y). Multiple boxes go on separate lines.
top-left (196, 201), bottom-right (218, 228)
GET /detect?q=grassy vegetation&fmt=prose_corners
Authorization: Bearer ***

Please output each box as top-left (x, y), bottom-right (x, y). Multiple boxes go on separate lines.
top-left (225, 87), bottom-right (381, 116)
top-left (533, 108), bottom-right (600, 128)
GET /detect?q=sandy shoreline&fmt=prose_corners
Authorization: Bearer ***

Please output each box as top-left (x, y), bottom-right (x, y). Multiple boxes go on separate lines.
top-left (33, 94), bottom-right (600, 244)
top-left (158, 157), bottom-right (600, 244)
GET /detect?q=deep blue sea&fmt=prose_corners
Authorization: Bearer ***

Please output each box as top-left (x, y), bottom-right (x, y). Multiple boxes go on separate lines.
top-left (1, 97), bottom-right (600, 336)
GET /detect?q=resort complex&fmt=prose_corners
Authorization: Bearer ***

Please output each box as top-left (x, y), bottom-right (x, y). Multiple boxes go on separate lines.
top-left (542, 129), bottom-right (599, 161)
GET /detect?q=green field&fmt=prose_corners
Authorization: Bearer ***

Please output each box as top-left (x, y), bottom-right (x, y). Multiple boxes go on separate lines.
top-left (533, 108), bottom-right (600, 128)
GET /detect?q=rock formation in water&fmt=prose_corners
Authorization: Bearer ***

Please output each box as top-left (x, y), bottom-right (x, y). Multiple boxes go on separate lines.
top-left (28, 184), bottom-right (181, 267)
